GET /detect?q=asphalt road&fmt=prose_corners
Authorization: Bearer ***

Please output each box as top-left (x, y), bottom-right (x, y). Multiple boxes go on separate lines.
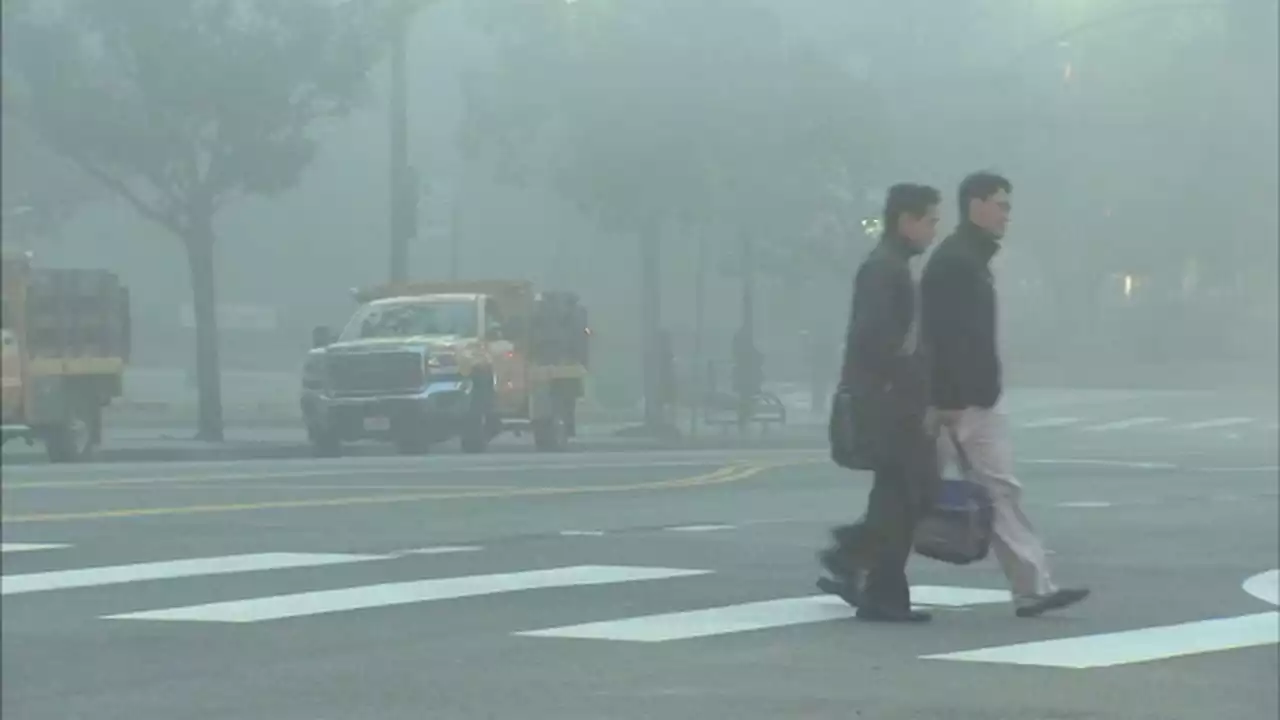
top-left (4, 386), bottom-right (1278, 465)
top-left (2, 398), bottom-right (1277, 720)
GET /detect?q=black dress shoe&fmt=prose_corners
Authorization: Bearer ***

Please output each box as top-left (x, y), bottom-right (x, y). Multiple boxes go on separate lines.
top-left (1016, 587), bottom-right (1091, 618)
top-left (856, 605), bottom-right (932, 623)
top-left (817, 547), bottom-right (865, 579)
top-left (816, 574), bottom-right (864, 608)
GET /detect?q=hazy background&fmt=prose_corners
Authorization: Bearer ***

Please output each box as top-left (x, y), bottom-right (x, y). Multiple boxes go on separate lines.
top-left (5, 0), bottom-right (1277, 412)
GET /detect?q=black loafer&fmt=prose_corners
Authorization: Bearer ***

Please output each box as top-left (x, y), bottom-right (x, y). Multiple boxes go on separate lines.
top-left (1016, 588), bottom-right (1091, 618)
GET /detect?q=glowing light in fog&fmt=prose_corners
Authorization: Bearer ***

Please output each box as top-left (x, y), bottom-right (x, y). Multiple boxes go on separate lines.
top-left (1123, 274), bottom-right (1134, 297)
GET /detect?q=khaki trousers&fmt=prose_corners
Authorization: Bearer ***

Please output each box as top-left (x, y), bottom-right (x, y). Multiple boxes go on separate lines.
top-left (937, 407), bottom-right (1057, 601)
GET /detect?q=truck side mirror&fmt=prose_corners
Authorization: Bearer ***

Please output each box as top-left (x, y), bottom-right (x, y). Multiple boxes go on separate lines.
top-left (311, 325), bottom-right (334, 349)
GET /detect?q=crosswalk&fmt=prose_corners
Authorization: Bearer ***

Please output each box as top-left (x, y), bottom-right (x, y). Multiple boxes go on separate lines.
top-left (5, 541), bottom-right (1275, 669)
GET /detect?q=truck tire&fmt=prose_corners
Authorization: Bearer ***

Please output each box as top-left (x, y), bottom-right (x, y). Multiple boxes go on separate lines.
top-left (460, 369), bottom-right (495, 454)
top-left (532, 414), bottom-right (568, 452)
top-left (534, 380), bottom-right (574, 452)
top-left (393, 421), bottom-right (431, 455)
top-left (45, 402), bottom-right (99, 463)
top-left (309, 426), bottom-right (343, 458)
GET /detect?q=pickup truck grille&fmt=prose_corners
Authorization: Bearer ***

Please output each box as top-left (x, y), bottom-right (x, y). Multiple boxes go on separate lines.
top-left (327, 351), bottom-right (425, 396)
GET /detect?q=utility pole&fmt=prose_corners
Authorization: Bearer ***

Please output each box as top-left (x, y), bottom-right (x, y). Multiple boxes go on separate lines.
top-left (448, 189), bottom-right (460, 281)
top-left (691, 229), bottom-right (706, 437)
top-left (741, 232), bottom-right (756, 344)
top-left (388, 20), bottom-right (414, 283)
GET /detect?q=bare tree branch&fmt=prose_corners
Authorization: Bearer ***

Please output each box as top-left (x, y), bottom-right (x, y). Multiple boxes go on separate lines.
top-left (70, 157), bottom-right (184, 236)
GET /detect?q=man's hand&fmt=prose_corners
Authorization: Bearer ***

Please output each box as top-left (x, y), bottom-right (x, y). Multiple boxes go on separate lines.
top-left (925, 408), bottom-right (964, 435)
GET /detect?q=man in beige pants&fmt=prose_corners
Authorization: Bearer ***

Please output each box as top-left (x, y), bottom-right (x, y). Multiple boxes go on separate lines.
top-left (921, 171), bottom-right (1089, 618)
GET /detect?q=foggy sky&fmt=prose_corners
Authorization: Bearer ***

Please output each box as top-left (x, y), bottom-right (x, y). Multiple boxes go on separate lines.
top-left (7, 0), bottom-right (1277, 393)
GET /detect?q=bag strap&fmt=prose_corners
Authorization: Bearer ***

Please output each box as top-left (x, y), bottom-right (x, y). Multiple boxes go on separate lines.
top-left (947, 425), bottom-right (974, 474)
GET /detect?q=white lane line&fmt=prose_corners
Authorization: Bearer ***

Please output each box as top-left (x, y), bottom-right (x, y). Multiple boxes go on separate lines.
top-left (664, 524), bottom-right (736, 533)
top-left (517, 586), bottom-right (1010, 642)
top-left (1083, 417), bottom-right (1167, 432)
top-left (1021, 459), bottom-right (1177, 470)
top-left (1055, 501), bottom-right (1113, 508)
top-left (0, 543), bottom-right (72, 554)
top-left (1019, 417), bottom-right (1080, 429)
top-left (1178, 417), bottom-right (1254, 431)
top-left (2, 553), bottom-right (384, 596)
top-left (559, 531), bottom-right (606, 536)
top-left (106, 565), bottom-right (711, 623)
top-left (392, 546), bottom-right (483, 556)
top-left (922, 612), bottom-right (1280, 669)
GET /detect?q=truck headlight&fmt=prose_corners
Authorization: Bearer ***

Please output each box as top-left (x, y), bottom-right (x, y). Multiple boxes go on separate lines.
top-left (426, 353), bottom-right (457, 372)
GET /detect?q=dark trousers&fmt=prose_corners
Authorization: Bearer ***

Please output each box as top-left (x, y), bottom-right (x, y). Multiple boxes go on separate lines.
top-left (827, 429), bottom-right (936, 611)
top-left (860, 462), bottom-right (919, 609)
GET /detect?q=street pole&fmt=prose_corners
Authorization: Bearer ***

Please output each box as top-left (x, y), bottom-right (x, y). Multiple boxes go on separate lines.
top-left (388, 20), bottom-right (413, 283)
top-left (741, 232), bottom-right (756, 344)
top-left (691, 229), bottom-right (706, 437)
top-left (449, 190), bottom-right (460, 281)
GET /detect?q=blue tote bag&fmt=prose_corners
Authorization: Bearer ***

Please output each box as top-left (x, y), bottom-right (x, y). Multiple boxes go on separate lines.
top-left (913, 428), bottom-right (994, 565)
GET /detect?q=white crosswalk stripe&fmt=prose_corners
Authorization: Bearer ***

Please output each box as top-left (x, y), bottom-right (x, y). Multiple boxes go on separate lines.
top-left (1177, 417), bottom-right (1254, 430)
top-left (106, 565), bottom-right (710, 623)
top-left (4, 543), bottom-right (1012, 636)
top-left (1083, 416), bottom-right (1168, 432)
top-left (1, 543), bottom-right (72, 554)
top-left (4, 543), bottom-right (1274, 669)
top-left (923, 612), bottom-right (1280, 669)
top-left (518, 586), bottom-right (1011, 642)
top-left (1018, 417), bottom-right (1080, 429)
top-left (2, 552), bottom-right (385, 596)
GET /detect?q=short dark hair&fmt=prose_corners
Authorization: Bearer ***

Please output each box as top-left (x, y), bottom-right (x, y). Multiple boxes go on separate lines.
top-left (882, 183), bottom-right (941, 234)
top-left (957, 171), bottom-right (1012, 220)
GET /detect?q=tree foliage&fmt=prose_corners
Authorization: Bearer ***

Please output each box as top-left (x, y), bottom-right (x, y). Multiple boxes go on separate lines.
top-left (1, 107), bottom-right (101, 242)
top-left (3, 0), bottom-right (409, 238)
top-left (462, 0), bottom-right (880, 423)
top-left (463, 0), bottom-right (880, 256)
top-left (2, 0), bottom-right (416, 438)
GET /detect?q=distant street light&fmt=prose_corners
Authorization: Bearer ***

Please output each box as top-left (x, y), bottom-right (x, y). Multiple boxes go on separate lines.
top-left (860, 217), bottom-right (882, 238)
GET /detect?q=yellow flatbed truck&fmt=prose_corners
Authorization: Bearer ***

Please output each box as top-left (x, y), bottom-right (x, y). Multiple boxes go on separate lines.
top-left (1, 251), bottom-right (131, 462)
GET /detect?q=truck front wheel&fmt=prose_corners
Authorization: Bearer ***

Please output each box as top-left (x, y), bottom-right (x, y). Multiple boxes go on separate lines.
top-left (45, 402), bottom-right (100, 463)
top-left (460, 370), bottom-right (495, 454)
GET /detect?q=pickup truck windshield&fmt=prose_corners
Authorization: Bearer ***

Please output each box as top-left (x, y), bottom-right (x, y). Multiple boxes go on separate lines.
top-left (340, 300), bottom-right (478, 341)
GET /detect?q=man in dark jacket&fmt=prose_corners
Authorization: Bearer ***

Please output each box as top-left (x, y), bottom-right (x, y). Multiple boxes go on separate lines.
top-left (921, 171), bottom-right (1089, 618)
top-left (819, 183), bottom-right (941, 623)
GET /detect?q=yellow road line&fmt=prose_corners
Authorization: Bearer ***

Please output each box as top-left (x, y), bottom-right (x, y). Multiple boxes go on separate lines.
top-left (1, 459), bottom-right (733, 490)
top-left (0, 464), bottom-right (777, 524)
top-left (17, 483), bottom-right (527, 493)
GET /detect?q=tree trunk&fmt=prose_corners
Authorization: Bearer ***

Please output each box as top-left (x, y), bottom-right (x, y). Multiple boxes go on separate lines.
top-left (639, 226), bottom-right (662, 430)
top-left (184, 217), bottom-right (225, 442)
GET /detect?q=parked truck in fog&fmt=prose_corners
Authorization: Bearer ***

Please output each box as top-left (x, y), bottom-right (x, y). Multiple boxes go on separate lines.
top-left (300, 279), bottom-right (589, 456)
top-left (1, 250), bottom-right (131, 462)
